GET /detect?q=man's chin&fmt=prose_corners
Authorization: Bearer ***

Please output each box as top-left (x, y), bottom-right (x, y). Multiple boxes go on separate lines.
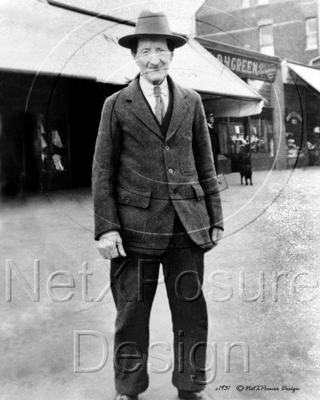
top-left (145, 72), bottom-right (166, 84)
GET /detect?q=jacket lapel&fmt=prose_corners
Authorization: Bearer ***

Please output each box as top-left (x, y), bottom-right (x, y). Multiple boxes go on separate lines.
top-left (124, 75), bottom-right (190, 142)
top-left (165, 75), bottom-right (189, 142)
top-left (125, 77), bottom-right (163, 140)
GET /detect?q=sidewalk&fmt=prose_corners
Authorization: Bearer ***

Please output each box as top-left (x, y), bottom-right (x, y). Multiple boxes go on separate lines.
top-left (1, 167), bottom-right (320, 400)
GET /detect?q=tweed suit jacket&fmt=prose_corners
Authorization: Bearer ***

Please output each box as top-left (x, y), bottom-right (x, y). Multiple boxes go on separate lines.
top-left (92, 75), bottom-right (223, 254)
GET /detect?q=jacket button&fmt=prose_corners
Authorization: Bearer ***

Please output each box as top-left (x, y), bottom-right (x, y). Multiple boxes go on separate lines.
top-left (168, 168), bottom-right (173, 174)
top-left (165, 145), bottom-right (170, 151)
top-left (187, 136), bottom-right (191, 141)
top-left (125, 197), bottom-right (129, 203)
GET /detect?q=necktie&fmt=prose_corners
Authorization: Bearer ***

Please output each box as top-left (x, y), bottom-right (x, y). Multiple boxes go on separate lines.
top-left (153, 85), bottom-right (165, 125)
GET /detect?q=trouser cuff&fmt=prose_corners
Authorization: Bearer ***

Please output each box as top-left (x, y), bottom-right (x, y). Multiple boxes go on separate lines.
top-left (115, 376), bottom-right (148, 396)
top-left (172, 371), bottom-right (207, 392)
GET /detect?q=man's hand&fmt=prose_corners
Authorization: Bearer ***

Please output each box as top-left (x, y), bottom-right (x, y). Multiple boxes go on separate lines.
top-left (97, 231), bottom-right (127, 260)
top-left (211, 227), bottom-right (223, 246)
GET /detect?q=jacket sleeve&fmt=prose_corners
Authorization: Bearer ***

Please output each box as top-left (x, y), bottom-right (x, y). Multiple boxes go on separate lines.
top-left (192, 93), bottom-right (224, 230)
top-left (92, 92), bottom-right (123, 240)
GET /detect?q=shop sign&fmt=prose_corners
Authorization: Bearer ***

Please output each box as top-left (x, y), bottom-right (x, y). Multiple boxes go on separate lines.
top-left (209, 50), bottom-right (278, 82)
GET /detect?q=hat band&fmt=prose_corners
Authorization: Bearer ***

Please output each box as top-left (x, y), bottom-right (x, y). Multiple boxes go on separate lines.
top-left (135, 22), bottom-right (172, 36)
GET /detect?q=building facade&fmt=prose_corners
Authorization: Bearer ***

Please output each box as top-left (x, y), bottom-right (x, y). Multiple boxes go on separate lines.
top-left (197, 38), bottom-right (286, 171)
top-left (196, 0), bottom-right (320, 169)
top-left (196, 0), bottom-right (319, 63)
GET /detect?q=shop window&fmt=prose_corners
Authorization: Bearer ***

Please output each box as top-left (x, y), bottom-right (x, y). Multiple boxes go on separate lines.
top-left (230, 122), bottom-right (246, 154)
top-left (250, 109), bottom-right (274, 155)
top-left (38, 115), bottom-right (66, 172)
top-left (260, 24), bottom-right (274, 55)
top-left (217, 112), bottom-right (274, 157)
top-left (306, 18), bottom-right (318, 50)
top-left (37, 113), bottom-right (70, 190)
top-left (306, 91), bottom-right (320, 150)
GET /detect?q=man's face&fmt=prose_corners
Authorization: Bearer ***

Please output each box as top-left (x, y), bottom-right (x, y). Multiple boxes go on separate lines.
top-left (133, 37), bottom-right (173, 85)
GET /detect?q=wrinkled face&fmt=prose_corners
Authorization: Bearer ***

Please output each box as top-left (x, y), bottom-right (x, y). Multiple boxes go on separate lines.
top-left (133, 37), bottom-right (173, 85)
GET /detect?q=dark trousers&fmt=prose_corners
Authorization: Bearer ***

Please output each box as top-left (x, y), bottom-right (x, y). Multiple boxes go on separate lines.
top-left (110, 217), bottom-right (208, 396)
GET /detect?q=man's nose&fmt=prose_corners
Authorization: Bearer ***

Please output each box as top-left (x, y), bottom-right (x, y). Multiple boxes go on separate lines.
top-left (149, 53), bottom-right (161, 65)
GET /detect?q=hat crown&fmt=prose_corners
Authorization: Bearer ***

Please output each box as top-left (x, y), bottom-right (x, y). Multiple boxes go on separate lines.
top-left (134, 10), bottom-right (173, 37)
top-left (118, 9), bottom-right (187, 49)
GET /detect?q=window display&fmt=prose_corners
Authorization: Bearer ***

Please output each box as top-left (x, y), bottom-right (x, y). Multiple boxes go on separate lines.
top-left (250, 109), bottom-right (274, 154)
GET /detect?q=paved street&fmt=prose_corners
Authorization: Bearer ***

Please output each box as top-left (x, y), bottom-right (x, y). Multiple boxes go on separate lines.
top-left (1, 167), bottom-right (320, 400)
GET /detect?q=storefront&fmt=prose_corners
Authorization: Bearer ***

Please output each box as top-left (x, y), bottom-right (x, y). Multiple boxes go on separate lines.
top-left (0, 70), bottom-right (71, 195)
top-left (0, 68), bottom-right (128, 195)
top-left (0, 1), bottom-right (264, 196)
top-left (0, 1), bottom-right (134, 194)
top-left (282, 61), bottom-right (320, 167)
top-left (196, 38), bottom-right (282, 172)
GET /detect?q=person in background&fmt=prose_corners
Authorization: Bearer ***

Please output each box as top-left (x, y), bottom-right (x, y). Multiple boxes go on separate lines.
top-left (206, 112), bottom-right (220, 175)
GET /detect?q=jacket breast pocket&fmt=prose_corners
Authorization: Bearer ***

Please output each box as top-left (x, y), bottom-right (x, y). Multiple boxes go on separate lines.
top-left (179, 136), bottom-right (196, 175)
top-left (116, 186), bottom-right (151, 242)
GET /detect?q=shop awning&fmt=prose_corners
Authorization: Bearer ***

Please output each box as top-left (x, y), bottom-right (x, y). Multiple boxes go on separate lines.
top-left (0, 0), bottom-right (264, 117)
top-left (283, 61), bottom-right (320, 93)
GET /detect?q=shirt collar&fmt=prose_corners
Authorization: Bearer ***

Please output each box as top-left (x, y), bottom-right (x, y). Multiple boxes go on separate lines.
top-left (139, 75), bottom-right (168, 97)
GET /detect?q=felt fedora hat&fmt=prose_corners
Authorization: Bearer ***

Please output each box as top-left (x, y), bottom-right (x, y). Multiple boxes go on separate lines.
top-left (118, 10), bottom-right (187, 49)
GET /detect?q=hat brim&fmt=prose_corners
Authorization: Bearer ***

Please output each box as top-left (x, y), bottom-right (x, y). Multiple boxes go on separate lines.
top-left (118, 33), bottom-right (187, 49)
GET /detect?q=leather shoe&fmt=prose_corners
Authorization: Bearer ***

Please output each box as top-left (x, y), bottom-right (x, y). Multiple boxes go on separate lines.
top-left (113, 393), bottom-right (138, 400)
top-left (178, 390), bottom-right (213, 400)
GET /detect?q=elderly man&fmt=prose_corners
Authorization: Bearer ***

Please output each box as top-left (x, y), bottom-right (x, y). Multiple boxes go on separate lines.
top-left (92, 10), bottom-right (223, 400)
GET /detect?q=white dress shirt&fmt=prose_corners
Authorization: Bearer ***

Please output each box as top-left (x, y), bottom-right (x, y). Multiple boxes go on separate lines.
top-left (139, 76), bottom-right (169, 115)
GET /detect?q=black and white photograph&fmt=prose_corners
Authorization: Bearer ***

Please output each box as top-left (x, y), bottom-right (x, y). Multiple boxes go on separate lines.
top-left (1, 1), bottom-right (320, 399)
